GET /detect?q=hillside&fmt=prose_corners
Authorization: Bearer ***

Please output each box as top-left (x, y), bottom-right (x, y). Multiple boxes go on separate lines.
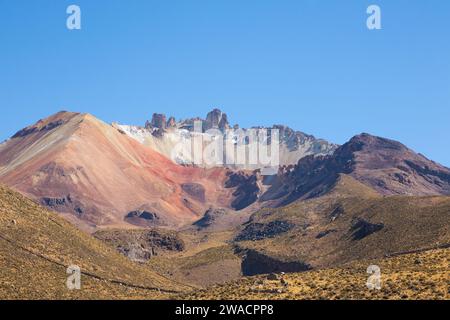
top-left (0, 184), bottom-right (189, 299)
top-left (184, 247), bottom-right (449, 300)
top-left (95, 227), bottom-right (243, 287)
top-left (234, 175), bottom-right (450, 274)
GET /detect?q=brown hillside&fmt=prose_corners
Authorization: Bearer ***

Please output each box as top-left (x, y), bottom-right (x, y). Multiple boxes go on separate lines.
top-left (0, 184), bottom-right (189, 299)
top-left (235, 175), bottom-right (450, 274)
top-left (184, 247), bottom-right (449, 300)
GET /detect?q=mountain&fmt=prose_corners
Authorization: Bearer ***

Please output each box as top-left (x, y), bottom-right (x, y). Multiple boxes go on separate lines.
top-left (232, 174), bottom-right (450, 275)
top-left (2, 111), bottom-right (449, 230)
top-left (0, 111), bottom-right (237, 229)
top-left (0, 109), bottom-right (339, 229)
top-left (262, 133), bottom-right (450, 206)
top-left (0, 183), bottom-right (188, 299)
top-left (116, 108), bottom-right (338, 169)
top-left (1, 111), bottom-right (449, 300)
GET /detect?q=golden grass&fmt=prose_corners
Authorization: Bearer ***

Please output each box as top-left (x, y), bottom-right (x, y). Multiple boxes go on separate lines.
top-left (182, 248), bottom-right (449, 300)
top-left (0, 184), bottom-right (189, 299)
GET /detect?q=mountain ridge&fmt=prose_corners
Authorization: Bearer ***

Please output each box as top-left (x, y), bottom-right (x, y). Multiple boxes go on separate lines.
top-left (0, 111), bottom-right (238, 229)
top-left (1, 110), bottom-right (450, 231)
top-left (116, 108), bottom-right (338, 168)
top-left (261, 132), bottom-right (450, 207)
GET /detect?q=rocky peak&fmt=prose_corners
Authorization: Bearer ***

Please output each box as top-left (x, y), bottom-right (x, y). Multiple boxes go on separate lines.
top-left (167, 116), bottom-right (176, 128)
top-left (346, 133), bottom-right (407, 152)
top-left (150, 113), bottom-right (167, 130)
top-left (204, 108), bottom-right (230, 131)
top-left (264, 133), bottom-right (450, 206)
top-left (122, 108), bottom-right (337, 168)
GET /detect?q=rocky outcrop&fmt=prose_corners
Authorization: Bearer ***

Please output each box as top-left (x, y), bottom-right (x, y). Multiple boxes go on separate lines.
top-left (119, 108), bottom-right (337, 169)
top-left (40, 195), bottom-right (85, 217)
top-left (204, 108), bottom-right (230, 131)
top-left (150, 113), bottom-right (167, 129)
top-left (167, 116), bottom-right (176, 128)
top-left (235, 221), bottom-right (295, 241)
top-left (316, 229), bottom-right (337, 239)
top-left (225, 171), bottom-right (261, 210)
top-left (193, 207), bottom-right (228, 229)
top-left (181, 183), bottom-right (206, 202)
top-left (239, 249), bottom-right (312, 276)
top-left (125, 209), bottom-right (161, 227)
top-left (271, 125), bottom-right (330, 153)
top-left (94, 229), bottom-right (185, 262)
top-left (12, 119), bottom-right (66, 138)
top-left (349, 218), bottom-right (384, 240)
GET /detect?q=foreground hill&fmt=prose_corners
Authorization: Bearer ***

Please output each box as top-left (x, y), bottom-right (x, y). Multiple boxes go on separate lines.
top-left (0, 111), bottom-right (236, 229)
top-left (0, 184), bottom-right (189, 299)
top-left (184, 247), bottom-right (449, 300)
top-left (234, 175), bottom-right (450, 275)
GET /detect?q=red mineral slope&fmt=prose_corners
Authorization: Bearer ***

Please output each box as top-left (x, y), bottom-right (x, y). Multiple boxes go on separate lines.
top-left (0, 111), bottom-right (234, 229)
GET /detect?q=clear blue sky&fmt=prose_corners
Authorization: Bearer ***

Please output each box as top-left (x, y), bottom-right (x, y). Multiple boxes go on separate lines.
top-left (1, 1), bottom-right (449, 166)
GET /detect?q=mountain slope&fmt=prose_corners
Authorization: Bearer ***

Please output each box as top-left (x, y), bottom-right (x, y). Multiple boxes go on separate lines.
top-left (0, 112), bottom-right (236, 229)
top-left (233, 174), bottom-right (450, 274)
top-left (184, 247), bottom-right (449, 300)
top-left (262, 133), bottom-right (450, 206)
top-left (0, 184), bottom-right (189, 299)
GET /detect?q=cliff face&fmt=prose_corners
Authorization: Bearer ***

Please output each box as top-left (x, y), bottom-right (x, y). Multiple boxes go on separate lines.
top-left (118, 108), bottom-right (338, 169)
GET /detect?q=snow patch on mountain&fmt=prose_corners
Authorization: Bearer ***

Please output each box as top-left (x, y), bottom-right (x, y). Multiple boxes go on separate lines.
top-left (114, 109), bottom-right (338, 169)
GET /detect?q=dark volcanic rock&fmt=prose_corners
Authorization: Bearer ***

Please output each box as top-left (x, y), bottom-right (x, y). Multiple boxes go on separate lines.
top-left (193, 207), bottom-right (228, 229)
top-left (350, 218), bottom-right (384, 240)
top-left (240, 249), bottom-right (312, 276)
top-left (226, 171), bottom-right (261, 210)
top-left (204, 108), bottom-right (230, 131)
top-left (144, 114), bottom-right (167, 137)
top-left (167, 116), bottom-right (176, 128)
top-left (94, 229), bottom-right (185, 262)
top-left (150, 113), bottom-right (167, 129)
top-left (12, 120), bottom-right (65, 138)
top-left (181, 183), bottom-right (206, 202)
top-left (235, 221), bottom-right (295, 241)
top-left (125, 209), bottom-right (162, 227)
top-left (40, 120), bottom-right (64, 132)
top-left (329, 204), bottom-right (345, 221)
top-left (12, 126), bottom-right (39, 138)
top-left (316, 229), bottom-right (337, 239)
top-left (126, 210), bottom-right (159, 220)
top-left (40, 194), bottom-right (85, 217)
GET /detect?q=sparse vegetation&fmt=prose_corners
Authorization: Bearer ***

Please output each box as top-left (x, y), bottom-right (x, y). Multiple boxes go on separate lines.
top-left (182, 248), bottom-right (449, 300)
top-left (0, 184), bottom-right (189, 299)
